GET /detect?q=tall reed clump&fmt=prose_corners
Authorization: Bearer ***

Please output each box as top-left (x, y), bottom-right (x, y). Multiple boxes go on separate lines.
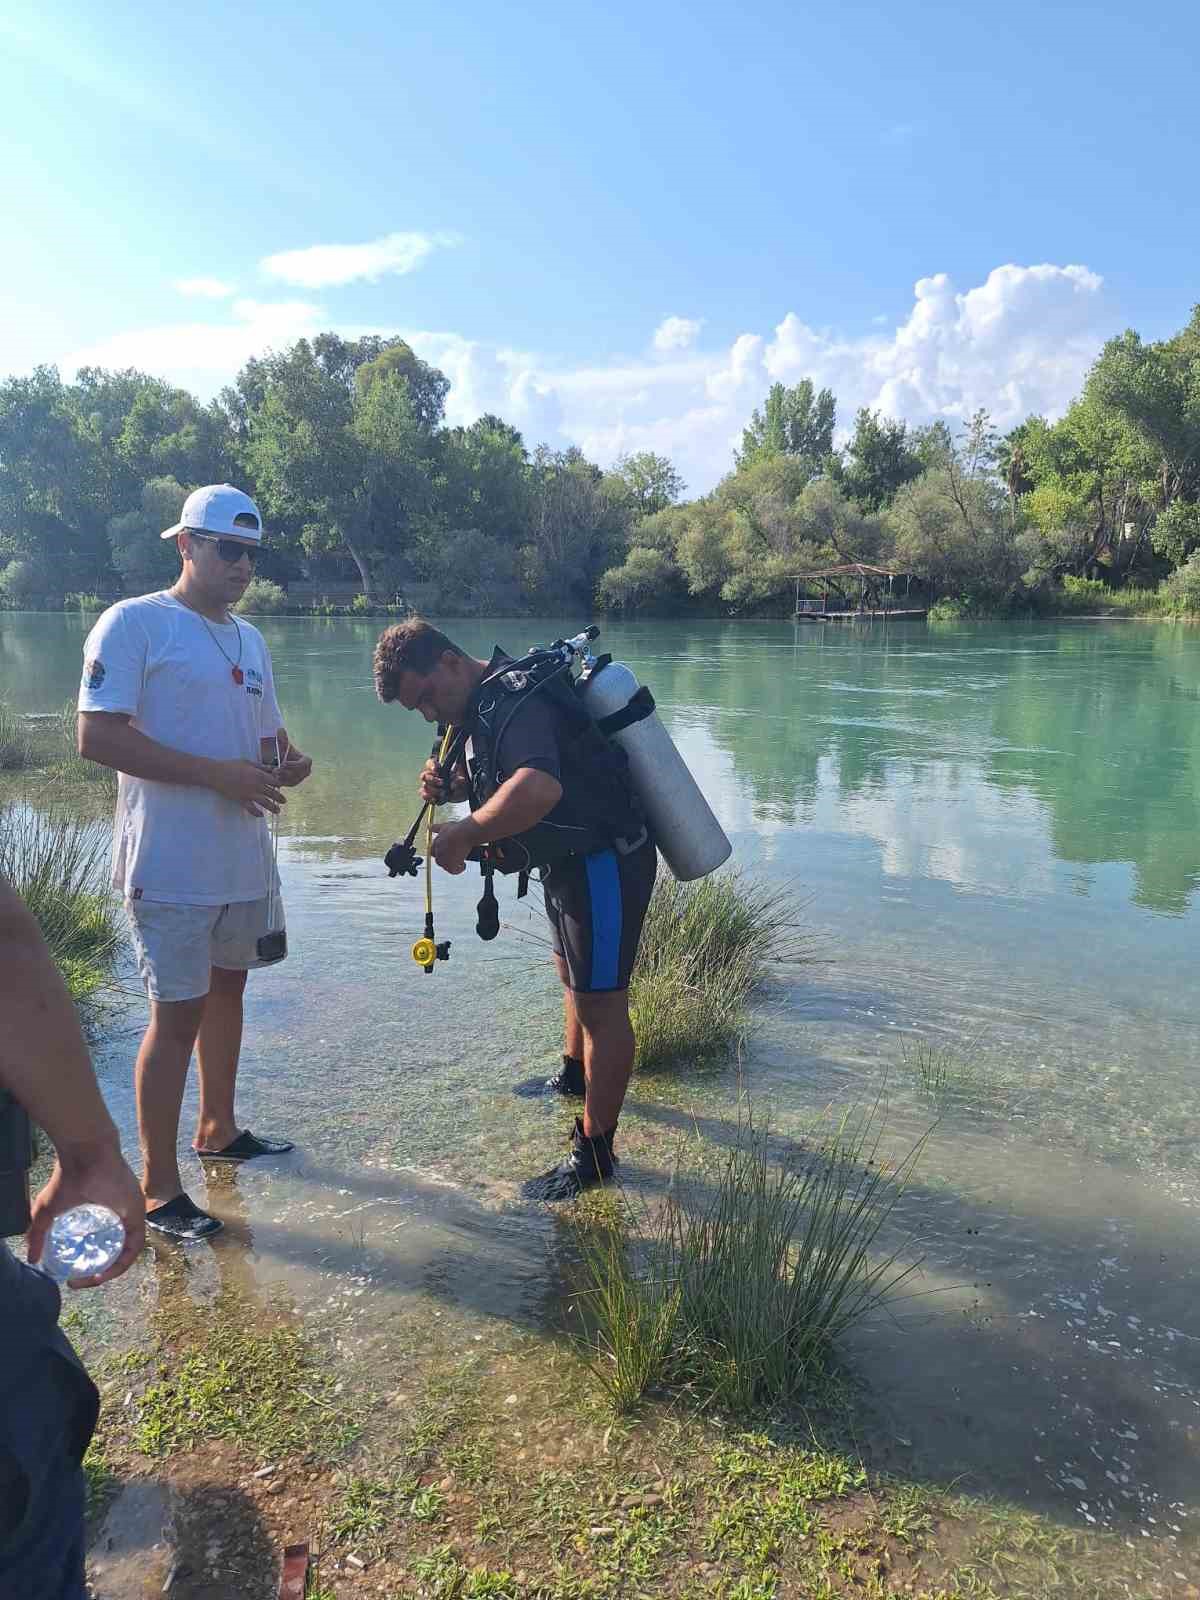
top-left (572, 1102), bottom-right (923, 1413)
top-left (0, 805), bottom-right (122, 1008)
top-left (630, 872), bottom-right (814, 1073)
top-left (0, 703), bottom-right (33, 771)
top-left (50, 703), bottom-right (118, 794)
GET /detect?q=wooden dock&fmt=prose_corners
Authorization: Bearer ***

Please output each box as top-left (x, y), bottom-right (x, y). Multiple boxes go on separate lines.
top-left (794, 608), bottom-right (928, 623)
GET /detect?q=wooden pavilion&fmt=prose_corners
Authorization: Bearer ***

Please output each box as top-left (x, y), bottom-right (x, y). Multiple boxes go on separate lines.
top-left (790, 562), bottom-right (925, 621)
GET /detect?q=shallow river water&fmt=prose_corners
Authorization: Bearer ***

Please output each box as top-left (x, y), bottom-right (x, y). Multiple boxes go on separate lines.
top-left (4, 612), bottom-right (1200, 1563)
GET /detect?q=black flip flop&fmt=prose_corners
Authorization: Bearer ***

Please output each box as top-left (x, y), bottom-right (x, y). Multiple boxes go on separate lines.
top-left (194, 1130), bottom-right (294, 1162)
top-left (145, 1193), bottom-right (223, 1242)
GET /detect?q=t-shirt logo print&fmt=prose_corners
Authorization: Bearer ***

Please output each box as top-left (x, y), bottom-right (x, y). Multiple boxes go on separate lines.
top-left (83, 659), bottom-right (105, 690)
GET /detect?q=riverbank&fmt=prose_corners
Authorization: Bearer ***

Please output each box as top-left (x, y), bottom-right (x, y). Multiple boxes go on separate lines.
top-left (74, 1202), bottom-right (1186, 1600)
top-left (7, 614), bottom-right (1200, 1598)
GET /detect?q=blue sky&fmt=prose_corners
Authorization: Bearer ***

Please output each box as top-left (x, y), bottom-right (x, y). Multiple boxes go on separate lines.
top-left (2, 0), bottom-right (1197, 491)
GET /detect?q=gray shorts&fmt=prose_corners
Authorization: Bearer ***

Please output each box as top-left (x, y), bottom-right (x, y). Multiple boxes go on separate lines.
top-left (125, 894), bottom-right (287, 1003)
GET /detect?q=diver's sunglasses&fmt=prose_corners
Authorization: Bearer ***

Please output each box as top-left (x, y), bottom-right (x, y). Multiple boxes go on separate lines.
top-left (187, 531), bottom-right (262, 565)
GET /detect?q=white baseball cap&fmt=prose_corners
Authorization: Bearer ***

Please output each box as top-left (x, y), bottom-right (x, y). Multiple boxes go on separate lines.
top-left (161, 483), bottom-right (265, 542)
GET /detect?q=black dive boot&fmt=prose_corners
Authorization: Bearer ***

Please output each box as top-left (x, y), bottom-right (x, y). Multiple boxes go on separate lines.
top-left (513, 1054), bottom-right (586, 1100)
top-left (522, 1117), bottom-right (617, 1202)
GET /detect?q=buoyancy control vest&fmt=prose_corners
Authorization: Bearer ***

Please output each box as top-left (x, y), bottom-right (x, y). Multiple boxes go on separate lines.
top-left (465, 650), bottom-right (647, 875)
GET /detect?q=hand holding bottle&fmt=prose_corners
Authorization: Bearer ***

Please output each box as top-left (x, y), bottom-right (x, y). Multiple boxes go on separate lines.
top-left (27, 1137), bottom-right (145, 1288)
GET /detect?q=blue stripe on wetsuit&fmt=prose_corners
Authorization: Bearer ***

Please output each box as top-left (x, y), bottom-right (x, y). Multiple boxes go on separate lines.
top-left (584, 848), bottom-right (623, 990)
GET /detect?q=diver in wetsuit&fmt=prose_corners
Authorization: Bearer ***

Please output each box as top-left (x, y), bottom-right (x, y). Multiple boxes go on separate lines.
top-left (373, 619), bottom-right (656, 1200)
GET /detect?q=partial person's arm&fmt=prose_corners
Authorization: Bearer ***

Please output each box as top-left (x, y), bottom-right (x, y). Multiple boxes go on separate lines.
top-left (430, 694), bottom-right (565, 873)
top-left (79, 713), bottom-right (285, 817)
top-left (0, 879), bottom-right (144, 1286)
top-left (431, 768), bottom-right (563, 873)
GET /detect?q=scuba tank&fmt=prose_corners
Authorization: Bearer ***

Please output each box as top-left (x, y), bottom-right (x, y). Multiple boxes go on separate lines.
top-left (577, 655), bottom-right (731, 883)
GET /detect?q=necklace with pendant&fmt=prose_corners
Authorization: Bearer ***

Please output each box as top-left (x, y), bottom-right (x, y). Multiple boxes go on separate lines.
top-left (173, 590), bottom-right (244, 683)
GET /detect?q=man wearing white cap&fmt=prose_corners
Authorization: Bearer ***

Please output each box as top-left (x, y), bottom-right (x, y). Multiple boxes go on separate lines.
top-left (77, 485), bottom-right (313, 1242)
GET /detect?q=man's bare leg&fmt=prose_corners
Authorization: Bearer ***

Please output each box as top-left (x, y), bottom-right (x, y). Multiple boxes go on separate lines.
top-left (555, 955), bottom-right (633, 1135)
top-left (136, 997), bottom-right (206, 1206)
top-left (574, 990), bottom-right (635, 1137)
top-left (562, 981), bottom-right (585, 1066)
top-left (193, 965), bottom-right (248, 1154)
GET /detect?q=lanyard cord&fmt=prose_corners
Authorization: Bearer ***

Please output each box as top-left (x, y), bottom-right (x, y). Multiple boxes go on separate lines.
top-left (265, 733), bottom-right (281, 929)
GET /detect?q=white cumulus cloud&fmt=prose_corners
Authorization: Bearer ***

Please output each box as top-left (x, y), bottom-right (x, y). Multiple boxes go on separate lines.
top-left (653, 315), bottom-right (703, 353)
top-left (45, 261), bottom-right (1113, 495)
top-left (260, 231), bottom-right (458, 289)
top-left (174, 277), bottom-right (235, 299)
top-left (61, 299), bottom-right (327, 397)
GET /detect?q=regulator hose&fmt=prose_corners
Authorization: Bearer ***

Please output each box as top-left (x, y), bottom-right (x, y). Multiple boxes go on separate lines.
top-left (411, 725), bottom-right (455, 973)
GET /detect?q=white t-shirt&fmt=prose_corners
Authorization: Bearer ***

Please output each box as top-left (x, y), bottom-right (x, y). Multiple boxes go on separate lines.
top-left (79, 591), bottom-right (284, 906)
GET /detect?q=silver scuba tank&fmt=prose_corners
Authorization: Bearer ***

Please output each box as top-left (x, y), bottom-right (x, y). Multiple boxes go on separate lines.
top-left (578, 658), bottom-right (732, 882)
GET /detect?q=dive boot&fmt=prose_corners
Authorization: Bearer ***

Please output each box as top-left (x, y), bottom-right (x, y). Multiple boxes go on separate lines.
top-left (522, 1117), bottom-right (617, 1202)
top-left (513, 1054), bottom-right (585, 1100)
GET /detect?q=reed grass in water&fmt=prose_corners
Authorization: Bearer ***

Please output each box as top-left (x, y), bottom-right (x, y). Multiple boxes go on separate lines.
top-left (0, 703), bottom-right (33, 771)
top-left (572, 1100), bottom-right (923, 1413)
top-left (0, 805), bottom-right (122, 1006)
top-left (630, 873), bottom-right (814, 1073)
top-left (52, 703), bottom-right (118, 792)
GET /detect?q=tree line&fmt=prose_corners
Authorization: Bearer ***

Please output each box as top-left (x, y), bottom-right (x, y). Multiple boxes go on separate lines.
top-left (4, 308), bottom-right (1200, 616)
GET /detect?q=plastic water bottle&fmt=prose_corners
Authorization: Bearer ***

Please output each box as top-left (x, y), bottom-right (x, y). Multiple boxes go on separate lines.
top-left (37, 1204), bottom-right (125, 1282)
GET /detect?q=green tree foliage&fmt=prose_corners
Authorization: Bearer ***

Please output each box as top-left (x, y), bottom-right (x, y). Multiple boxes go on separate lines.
top-left (239, 335), bottom-right (445, 598)
top-left (0, 367), bottom-right (108, 589)
top-left (598, 457), bottom-right (884, 615)
top-left (887, 424), bottom-right (1023, 604)
top-left (1089, 312), bottom-right (1200, 511)
top-left (597, 545), bottom-right (683, 610)
top-left (603, 451), bottom-right (685, 517)
top-left (107, 477), bottom-right (188, 592)
top-left (833, 408), bottom-right (923, 511)
top-left (737, 379), bottom-right (836, 472)
top-left (10, 307), bottom-right (1200, 619)
top-left (522, 447), bottom-right (629, 610)
top-left (435, 414), bottom-right (531, 546)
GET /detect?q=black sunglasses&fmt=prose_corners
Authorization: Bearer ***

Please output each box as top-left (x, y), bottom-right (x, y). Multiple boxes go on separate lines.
top-left (188, 531), bottom-right (262, 564)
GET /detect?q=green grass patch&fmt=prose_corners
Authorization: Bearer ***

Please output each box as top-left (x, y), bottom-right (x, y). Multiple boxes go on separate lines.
top-left (0, 803), bottom-right (122, 1008)
top-left (1055, 576), bottom-right (1171, 616)
top-left (901, 1037), bottom-right (987, 1106)
top-left (130, 1317), bottom-right (358, 1462)
top-left (0, 702), bottom-right (33, 770)
top-left (82, 1437), bottom-right (118, 1519)
top-left (571, 1100), bottom-right (924, 1413)
top-left (630, 872), bottom-right (815, 1073)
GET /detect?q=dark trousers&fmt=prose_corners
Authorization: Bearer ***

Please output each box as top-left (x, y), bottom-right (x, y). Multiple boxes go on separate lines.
top-left (0, 1250), bottom-right (97, 1600)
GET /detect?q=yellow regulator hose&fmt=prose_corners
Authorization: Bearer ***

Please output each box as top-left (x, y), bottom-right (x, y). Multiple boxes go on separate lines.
top-left (411, 724), bottom-right (456, 970)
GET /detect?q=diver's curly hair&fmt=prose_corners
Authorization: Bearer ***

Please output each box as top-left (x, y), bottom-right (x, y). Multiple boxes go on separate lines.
top-left (372, 619), bottom-right (464, 702)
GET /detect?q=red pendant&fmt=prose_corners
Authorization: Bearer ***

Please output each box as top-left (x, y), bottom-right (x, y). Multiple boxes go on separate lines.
top-left (232, 666), bottom-right (244, 685)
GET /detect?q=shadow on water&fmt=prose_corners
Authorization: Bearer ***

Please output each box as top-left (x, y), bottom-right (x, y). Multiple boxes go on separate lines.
top-left (622, 1095), bottom-right (1200, 1529)
top-left (113, 1101), bottom-right (1200, 1542)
